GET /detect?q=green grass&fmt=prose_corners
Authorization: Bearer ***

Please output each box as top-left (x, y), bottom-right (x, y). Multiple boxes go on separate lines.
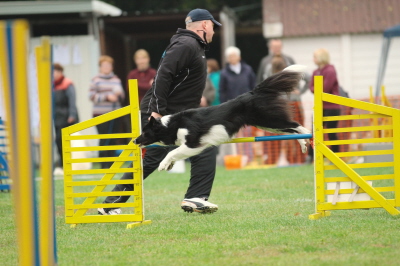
top-left (1, 164), bottom-right (400, 265)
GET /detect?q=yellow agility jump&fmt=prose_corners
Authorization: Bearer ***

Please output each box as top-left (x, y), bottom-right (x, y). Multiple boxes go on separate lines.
top-left (62, 80), bottom-right (151, 229)
top-left (310, 76), bottom-right (400, 219)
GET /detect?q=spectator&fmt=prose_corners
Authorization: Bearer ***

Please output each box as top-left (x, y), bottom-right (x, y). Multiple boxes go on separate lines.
top-left (52, 63), bottom-right (79, 176)
top-left (200, 77), bottom-right (215, 107)
top-left (126, 49), bottom-right (156, 103)
top-left (308, 48), bottom-right (341, 162)
top-left (219, 46), bottom-right (256, 103)
top-left (270, 55), bottom-right (306, 166)
top-left (256, 39), bottom-right (295, 84)
top-left (207, 59), bottom-right (221, 106)
top-left (89, 55), bottom-right (125, 168)
top-left (219, 46), bottom-right (256, 163)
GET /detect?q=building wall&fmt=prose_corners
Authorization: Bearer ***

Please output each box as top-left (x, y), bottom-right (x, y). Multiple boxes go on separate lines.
top-left (30, 35), bottom-right (100, 144)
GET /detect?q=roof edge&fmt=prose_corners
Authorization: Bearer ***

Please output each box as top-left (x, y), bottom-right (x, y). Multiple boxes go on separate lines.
top-left (0, 0), bottom-right (122, 17)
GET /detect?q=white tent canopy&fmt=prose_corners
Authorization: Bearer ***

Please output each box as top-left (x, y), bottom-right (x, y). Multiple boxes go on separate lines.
top-left (375, 24), bottom-right (400, 97)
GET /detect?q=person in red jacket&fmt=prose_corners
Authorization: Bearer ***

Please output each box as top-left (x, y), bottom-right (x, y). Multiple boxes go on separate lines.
top-left (126, 49), bottom-right (156, 103)
top-left (309, 48), bottom-right (341, 161)
top-left (53, 63), bottom-right (79, 175)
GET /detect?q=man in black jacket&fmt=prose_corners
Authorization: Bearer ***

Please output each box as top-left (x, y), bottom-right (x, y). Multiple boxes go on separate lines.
top-left (98, 9), bottom-right (222, 215)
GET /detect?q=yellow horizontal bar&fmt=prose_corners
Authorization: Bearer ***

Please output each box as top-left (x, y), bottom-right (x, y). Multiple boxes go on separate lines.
top-left (324, 174), bottom-right (394, 182)
top-left (67, 202), bottom-right (139, 210)
top-left (322, 113), bottom-right (390, 121)
top-left (66, 191), bottom-right (138, 197)
top-left (317, 199), bottom-right (397, 210)
top-left (229, 137), bottom-right (254, 143)
top-left (322, 94), bottom-right (395, 116)
top-left (325, 186), bottom-right (394, 195)
top-left (323, 125), bottom-right (392, 133)
top-left (66, 214), bottom-right (143, 224)
top-left (324, 162), bottom-right (393, 170)
top-left (65, 180), bottom-right (139, 186)
top-left (66, 133), bottom-right (136, 140)
top-left (67, 145), bottom-right (137, 152)
top-left (69, 156), bottom-right (136, 163)
top-left (335, 150), bottom-right (393, 157)
top-left (66, 106), bottom-right (131, 133)
top-left (68, 168), bottom-right (137, 175)
top-left (324, 137), bottom-right (393, 145)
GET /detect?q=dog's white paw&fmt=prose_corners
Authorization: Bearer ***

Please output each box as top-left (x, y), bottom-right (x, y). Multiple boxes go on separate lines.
top-left (158, 159), bottom-right (175, 171)
top-left (301, 144), bottom-right (307, 154)
top-left (299, 139), bottom-right (308, 154)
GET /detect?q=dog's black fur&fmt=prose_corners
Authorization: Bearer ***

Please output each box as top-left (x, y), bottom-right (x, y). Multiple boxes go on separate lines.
top-left (135, 66), bottom-right (310, 171)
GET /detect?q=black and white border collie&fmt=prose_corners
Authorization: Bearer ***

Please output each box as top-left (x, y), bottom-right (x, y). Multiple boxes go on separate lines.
top-left (134, 65), bottom-right (311, 171)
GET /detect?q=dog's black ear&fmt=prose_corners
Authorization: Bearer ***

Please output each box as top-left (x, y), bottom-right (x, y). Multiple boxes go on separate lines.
top-left (148, 116), bottom-right (156, 126)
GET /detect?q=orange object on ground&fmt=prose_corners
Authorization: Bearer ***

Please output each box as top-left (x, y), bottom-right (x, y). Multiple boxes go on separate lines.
top-left (224, 155), bottom-right (242, 170)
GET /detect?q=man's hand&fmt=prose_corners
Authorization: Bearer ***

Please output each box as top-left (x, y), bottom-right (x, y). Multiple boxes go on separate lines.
top-left (149, 112), bottom-right (162, 120)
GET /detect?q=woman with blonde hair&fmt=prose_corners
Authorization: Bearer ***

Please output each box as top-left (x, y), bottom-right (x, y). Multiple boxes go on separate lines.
top-left (308, 48), bottom-right (341, 160)
top-left (127, 49), bottom-right (156, 103)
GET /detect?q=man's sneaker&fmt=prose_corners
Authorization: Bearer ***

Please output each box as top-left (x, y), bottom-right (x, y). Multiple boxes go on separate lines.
top-left (181, 198), bottom-right (218, 213)
top-left (97, 208), bottom-right (122, 215)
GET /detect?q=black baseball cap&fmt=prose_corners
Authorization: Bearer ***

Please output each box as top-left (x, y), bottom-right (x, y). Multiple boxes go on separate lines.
top-left (186, 9), bottom-right (222, 27)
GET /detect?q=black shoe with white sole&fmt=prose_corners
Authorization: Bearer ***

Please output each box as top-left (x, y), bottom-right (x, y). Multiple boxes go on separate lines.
top-left (181, 198), bottom-right (218, 213)
top-left (98, 208), bottom-right (122, 215)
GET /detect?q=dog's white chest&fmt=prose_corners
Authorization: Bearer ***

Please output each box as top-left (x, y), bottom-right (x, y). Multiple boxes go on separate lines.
top-left (175, 128), bottom-right (189, 146)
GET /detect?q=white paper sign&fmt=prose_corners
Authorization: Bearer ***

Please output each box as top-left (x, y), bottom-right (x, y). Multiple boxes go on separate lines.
top-left (72, 44), bottom-right (83, 65)
top-left (53, 44), bottom-right (70, 65)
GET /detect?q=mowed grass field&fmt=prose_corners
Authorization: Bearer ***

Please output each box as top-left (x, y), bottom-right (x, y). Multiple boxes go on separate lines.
top-left (1, 164), bottom-right (400, 265)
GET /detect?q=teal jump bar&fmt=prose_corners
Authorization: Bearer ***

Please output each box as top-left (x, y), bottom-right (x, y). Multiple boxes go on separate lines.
top-left (145, 133), bottom-right (312, 148)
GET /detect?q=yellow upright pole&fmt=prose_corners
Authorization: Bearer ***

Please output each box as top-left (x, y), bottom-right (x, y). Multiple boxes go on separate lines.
top-left (0, 22), bottom-right (13, 163)
top-left (36, 37), bottom-right (57, 266)
top-left (1, 20), bottom-right (40, 266)
top-left (392, 110), bottom-right (400, 207)
top-left (309, 76), bottom-right (330, 219)
top-left (369, 86), bottom-right (380, 138)
top-left (380, 85), bottom-right (393, 138)
top-left (126, 79), bottom-right (151, 229)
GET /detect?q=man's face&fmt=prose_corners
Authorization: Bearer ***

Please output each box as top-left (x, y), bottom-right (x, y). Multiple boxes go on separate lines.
top-left (269, 40), bottom-right (283, 55)
top-left (205, 20), bottom-right (215, 43)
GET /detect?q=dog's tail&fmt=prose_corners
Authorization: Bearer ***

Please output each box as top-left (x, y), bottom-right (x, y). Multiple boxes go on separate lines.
top-left (253, 64), bottom-right (306, 94)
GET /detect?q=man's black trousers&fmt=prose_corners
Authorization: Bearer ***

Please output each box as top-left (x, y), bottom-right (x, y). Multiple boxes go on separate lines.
top-left (103, 145), bottom-right (218, 210)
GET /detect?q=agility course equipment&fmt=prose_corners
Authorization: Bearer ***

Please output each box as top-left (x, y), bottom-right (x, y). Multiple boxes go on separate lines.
top-left (61, 77), bottom-right (312, 228)
top-left (309, 76), bottom-right (400, 219)
top-left (370, 85), bottom-right (393, 139)
top-left (146, 134), bottom-right (313, 148)
top-left (62, 79), bottom-right (151, 229)
top-left (0, 20), bottom-right (56, 265)
top-left (0, 118), bottom-right (10, 191)
top-left (62, 73), bottom-right (400, 226)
